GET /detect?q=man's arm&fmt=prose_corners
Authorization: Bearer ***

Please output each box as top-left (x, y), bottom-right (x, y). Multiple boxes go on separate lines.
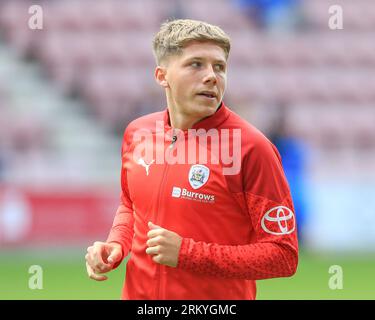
top-left (177, 194), bottom-right (297, 280)
top-left (85, 189), bottom-right (134, 278)
top-left (105, 128), bottom-right (135, 268)
top-left (106, 191), bottom-right (135, 268)
top-left (86, 128), bottom-right (135, 279)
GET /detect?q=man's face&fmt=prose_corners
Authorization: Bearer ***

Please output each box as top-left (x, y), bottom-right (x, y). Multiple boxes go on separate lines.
top-left (157, 41), bottom-right (227, 121)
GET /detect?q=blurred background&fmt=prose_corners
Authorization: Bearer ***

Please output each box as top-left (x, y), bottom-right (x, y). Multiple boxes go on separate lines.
top-left (0, 0), bottom-right (374, 299)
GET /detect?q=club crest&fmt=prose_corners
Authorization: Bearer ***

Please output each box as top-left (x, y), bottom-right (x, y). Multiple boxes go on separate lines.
top-left (189, 165), bottom-right (210, 189)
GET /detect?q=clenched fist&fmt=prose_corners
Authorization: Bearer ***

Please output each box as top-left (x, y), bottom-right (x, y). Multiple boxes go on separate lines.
top-left (85, 241), bottom-right (123, 281)
top-left (145, 221), bottom-right (182, 267)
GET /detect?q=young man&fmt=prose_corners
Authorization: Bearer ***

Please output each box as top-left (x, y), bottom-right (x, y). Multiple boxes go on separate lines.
top-left (85, 19), bottom-right (298, 300)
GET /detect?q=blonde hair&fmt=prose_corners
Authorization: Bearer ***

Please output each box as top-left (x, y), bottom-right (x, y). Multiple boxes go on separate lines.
top-left (152, 19), bottom-right (231, 65)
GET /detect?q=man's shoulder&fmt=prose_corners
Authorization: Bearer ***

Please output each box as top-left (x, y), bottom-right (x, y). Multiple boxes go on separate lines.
top-left (124, 110), bottom-right (165, 136)
top-left (226, 109), bottom-right (282, 172)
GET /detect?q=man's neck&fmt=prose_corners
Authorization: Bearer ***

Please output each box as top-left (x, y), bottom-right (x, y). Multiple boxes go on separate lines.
top-left (167, 104), bottom-right (222, 130)
top-left (169, 111), bottom-right (200, 130)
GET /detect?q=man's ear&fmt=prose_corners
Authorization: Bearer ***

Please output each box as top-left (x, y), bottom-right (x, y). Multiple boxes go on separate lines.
top-left (155, 66), bottom-right (169, 88)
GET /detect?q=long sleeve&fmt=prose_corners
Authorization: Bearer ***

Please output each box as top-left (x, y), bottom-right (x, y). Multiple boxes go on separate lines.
top-left (106, 192), bottom-right (134, 261)
top-left (106, 129), bottom-right (135, 267)
top-left (177, 137), bottom-right (299, 280)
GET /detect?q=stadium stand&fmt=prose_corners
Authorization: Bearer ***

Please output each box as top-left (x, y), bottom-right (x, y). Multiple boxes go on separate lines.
top-left (0, 0), bottom-right (374, 186)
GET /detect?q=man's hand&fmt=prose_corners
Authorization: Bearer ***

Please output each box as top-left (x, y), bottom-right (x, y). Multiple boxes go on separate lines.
top-left (146, 221), bottom-right (182, 267)
top-left (85, 241), bottom-right (123, 281)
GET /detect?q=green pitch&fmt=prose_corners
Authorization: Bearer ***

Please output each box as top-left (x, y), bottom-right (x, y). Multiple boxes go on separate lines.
top-left (0, 248), bottom-right (374, 300)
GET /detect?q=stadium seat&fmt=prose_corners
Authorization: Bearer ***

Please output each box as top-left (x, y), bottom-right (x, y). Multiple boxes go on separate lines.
top-left (179, 0), bottom-right (252, 30)
top-left (1, 0), bottom-right (374, 184)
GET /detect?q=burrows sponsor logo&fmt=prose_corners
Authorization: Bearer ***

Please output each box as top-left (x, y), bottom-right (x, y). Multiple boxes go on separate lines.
top-left (171, 187), bottom-right (215, 204)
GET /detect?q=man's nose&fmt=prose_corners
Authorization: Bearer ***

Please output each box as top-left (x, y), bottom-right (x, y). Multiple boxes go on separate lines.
top-left (203, 65), bottom-right (217, 84)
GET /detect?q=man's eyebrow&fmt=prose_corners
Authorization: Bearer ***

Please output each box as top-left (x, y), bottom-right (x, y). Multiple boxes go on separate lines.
top-left (184, 57), bottom-right (226, 64)
top-left (184, 57), bottom-right (203, 62)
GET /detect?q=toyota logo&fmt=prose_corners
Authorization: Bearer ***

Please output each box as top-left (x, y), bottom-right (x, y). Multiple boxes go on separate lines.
top-left (261, 206), bottom-right (295, 236)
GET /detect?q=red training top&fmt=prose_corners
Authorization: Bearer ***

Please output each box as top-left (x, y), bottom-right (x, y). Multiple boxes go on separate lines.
top-left (107, 102), bottom-right (298, 300)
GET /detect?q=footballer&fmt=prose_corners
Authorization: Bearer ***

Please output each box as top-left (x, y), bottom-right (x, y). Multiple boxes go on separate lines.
top-left (85, 19), bottom-right (298, 300)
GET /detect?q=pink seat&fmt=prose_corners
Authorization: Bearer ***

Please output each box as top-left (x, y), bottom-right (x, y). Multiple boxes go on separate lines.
top-left (356, 39), bottom-right (375, 66)
top-left (114, 0), bottom-right (164, 30)
top-left (93, 35), bottom-right (128, 67)
top-left (181, 0), bottom-right (252, 30)
top-left (84, 2), bottom-right (118, 31)
top-left (122, 32), bottom-right (156, 66)
top-left (350, 109), bottom-right (375, 149)
top-left (0, 1), bottom-right (26, 37)
top-left (229, 32), bottom-right (261, 66)
top-left (46, 1), bottom-right (87, 31)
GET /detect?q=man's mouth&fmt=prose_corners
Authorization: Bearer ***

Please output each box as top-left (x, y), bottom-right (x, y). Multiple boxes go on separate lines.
top-left (197, 91), bottom-right (217, 99)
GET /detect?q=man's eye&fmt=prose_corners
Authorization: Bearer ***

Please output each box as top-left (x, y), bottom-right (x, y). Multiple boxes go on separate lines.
top-left (191, 62), bottom-right (201, 67)
top-left (214, 64), bottom-right (225, 72)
